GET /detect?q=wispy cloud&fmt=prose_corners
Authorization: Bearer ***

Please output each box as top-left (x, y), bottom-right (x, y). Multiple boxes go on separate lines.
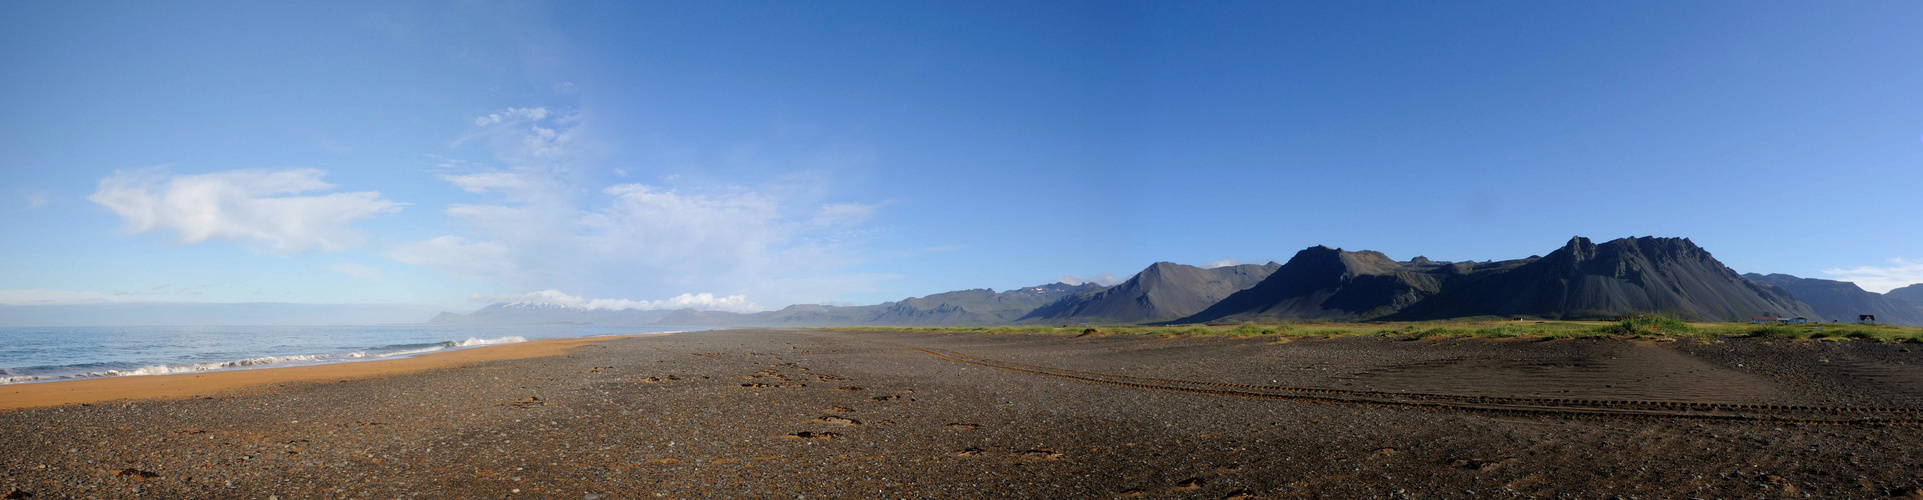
top-left (88, 168), bottom-right (404, 252)
top-left (439, 171), bottom-right (533, 195)
top-left (451, 107), bottom-right (574, 154)
top-left (1823, 258), bottom-right (1923, 294)
top-left (1201, 258), bottom-right (1243, 269)
top-left (392, 106), bottom-right (886, 306)
top-left (472, 107), bottom-right (550, 127)
top-left (471, 289), bottom-right (761, 313)
top-left (1058, 273), bottom-right (1123, 287)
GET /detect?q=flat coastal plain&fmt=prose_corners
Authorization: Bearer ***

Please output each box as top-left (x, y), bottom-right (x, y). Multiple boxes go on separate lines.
top-left (6, 329), bottom-right (1923, 499)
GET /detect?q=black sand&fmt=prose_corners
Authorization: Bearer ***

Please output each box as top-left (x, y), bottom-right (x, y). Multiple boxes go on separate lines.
top-left (5, 329), bottom-right (1923, 499)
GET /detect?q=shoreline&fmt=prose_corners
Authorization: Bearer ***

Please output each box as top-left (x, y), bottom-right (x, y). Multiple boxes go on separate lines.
top-left (0, 332), bottom-right (670, 412)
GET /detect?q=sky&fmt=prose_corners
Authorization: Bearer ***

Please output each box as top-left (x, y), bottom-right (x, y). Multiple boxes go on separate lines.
top-left (2, 1), bottom-right (1921, 323)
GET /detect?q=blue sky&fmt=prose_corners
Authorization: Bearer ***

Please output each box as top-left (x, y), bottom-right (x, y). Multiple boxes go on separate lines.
top-left (2, 1), bottom-right (1921, 322)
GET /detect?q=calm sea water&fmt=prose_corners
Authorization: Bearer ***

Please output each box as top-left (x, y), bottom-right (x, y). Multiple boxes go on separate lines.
top-left (0, 325), bottom-right (698, 384)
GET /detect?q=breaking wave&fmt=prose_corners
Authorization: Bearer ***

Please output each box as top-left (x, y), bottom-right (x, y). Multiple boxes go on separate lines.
top-left (0, 335), bottom-right (527, 385)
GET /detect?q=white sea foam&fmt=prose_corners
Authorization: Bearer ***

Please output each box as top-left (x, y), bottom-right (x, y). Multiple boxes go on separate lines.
top-left (453, 336), bottom-right (528, 347)
top-left (0, 335), bottom-right (530, 385)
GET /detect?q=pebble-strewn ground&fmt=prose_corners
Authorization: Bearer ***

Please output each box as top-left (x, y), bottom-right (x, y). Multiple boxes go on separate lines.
top-left (4, 329), bottom-right (1923, 499)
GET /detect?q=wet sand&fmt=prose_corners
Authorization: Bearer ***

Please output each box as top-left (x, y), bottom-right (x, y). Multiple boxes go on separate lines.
top-left (4, 329), bottom-right (1923, 498)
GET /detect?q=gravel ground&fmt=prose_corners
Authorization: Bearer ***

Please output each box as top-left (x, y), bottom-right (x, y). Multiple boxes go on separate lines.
top-left (4, 329), bottom-right (1923, 499)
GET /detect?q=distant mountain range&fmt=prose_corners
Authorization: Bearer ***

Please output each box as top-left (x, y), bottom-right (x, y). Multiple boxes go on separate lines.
top-left (433, 282), bottom-right (1105, 328)
top-left (428, 303), bottom-right (677, 326)
top-left (427, 236), bottom-right (1923, 328)
top-left (1743, 273), bottom-right (1923, 326)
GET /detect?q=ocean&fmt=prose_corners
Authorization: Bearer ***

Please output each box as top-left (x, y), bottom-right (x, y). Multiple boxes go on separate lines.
top-left (0, 325), bottom-right (697, 385)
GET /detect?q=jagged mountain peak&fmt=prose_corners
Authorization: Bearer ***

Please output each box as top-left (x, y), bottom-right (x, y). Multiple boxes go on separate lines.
top-left (1560, 235), bottom-right (1593, 256)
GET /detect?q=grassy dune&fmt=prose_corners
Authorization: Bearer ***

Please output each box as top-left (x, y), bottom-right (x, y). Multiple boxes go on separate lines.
top-left (823, 318), bottom-right (1923, 342)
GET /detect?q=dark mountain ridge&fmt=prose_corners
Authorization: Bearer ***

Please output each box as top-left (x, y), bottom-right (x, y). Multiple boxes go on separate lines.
top-left (1177, 247), bottom-right (1520, 323)
top-left (1018, 262), bottom-right (1279, 324)
top-left (1180, 236), bottom-right (1819, 323)
top-left (1379, 237), bottom-right (1816, 322)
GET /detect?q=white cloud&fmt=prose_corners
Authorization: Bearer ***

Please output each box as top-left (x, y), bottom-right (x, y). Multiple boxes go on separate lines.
top-left (1059, 273), bottom-right (1123, 287)
top-left (391, 236), bottom-right (517, 282)
top-left (521, 126), bottom-right (566, 160)
top-left (88, 168), bottom-right (404, 252)
top-left (472, 107), bottom-right (550, 127)
top-left (327, 263), bottom-right (384, 282)
top-left (1823, 258), bottom-right (1923, 294)
top-left (1201, 258), bottom-right (1243, 269)
top-left (471, 289), bottom-right (762, 313)
top-left (22, 192), bottom-right (49, 210)
top-left (0, 289), bottom-right (148, 306)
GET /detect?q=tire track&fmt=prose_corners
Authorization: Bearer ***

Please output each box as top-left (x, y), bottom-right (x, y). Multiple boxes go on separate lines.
top-left (893, 344), bottom-right (1923, 427)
